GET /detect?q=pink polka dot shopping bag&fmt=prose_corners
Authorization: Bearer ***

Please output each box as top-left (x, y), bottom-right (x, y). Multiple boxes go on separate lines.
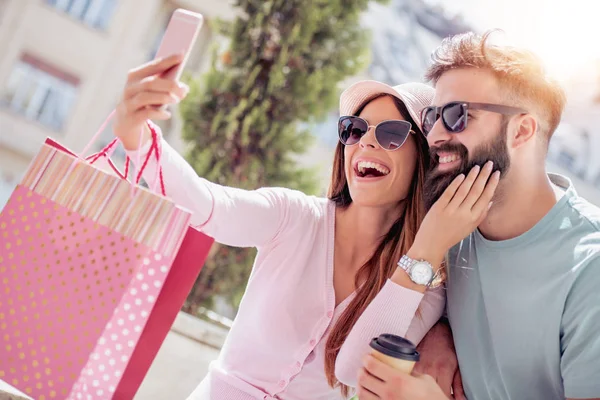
top-left (0, 117), bottom-right (214, 400)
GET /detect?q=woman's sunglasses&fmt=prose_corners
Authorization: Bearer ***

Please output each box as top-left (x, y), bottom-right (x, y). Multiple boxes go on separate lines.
top-left (338, 116), bottom-right (415, 151)
top-left (420, 102), bottom-right (527, 137)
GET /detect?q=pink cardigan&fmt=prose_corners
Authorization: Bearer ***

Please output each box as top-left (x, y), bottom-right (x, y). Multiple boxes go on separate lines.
top-left (128, 123), bottom-right (445, 399)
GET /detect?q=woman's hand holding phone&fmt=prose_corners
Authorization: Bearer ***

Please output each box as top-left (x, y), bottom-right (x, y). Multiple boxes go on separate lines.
top-left (113, 9), bottom-right (203, 150)
top-left (113, 55), bottom-right (189, 150)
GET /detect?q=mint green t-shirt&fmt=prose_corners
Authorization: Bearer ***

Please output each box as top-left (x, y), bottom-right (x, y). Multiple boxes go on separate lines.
top-left (447, 174), bottom-right (600, 400)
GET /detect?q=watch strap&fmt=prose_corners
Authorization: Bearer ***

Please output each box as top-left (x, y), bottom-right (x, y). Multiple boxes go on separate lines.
top-left (397, 255), bottom-right (446, 289)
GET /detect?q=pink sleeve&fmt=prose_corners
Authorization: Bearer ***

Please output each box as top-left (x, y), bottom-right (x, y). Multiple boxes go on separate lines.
top-left (335, 282), bottom-right (445, 387)
top-left (126, 124), bottom-right (316, 248)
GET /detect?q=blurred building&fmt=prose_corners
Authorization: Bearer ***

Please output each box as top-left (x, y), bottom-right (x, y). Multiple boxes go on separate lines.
top-left (1, 0), bottom-right (598, 205)
top-left (548, 60), bottom-right (600, 193)
top-left (0, 0), bottom-right (235, 205)
top-left (307, 0), bottom-right (600, 202)
top-left (366, 0), bottom-right (470, 85)
top-left (0, 0), bottom-right (473, 207)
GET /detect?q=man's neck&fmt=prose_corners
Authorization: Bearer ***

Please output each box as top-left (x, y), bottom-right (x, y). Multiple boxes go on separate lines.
top-left (478, 170), bottom-right (561, 242)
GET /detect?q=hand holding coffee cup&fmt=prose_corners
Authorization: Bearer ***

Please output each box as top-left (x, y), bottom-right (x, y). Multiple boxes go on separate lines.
top-left (355, 334), bottom-right (423, 400)
top-left (369, 333), bottom-right (420, 374)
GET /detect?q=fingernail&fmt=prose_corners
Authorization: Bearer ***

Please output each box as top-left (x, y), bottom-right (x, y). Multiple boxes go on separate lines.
top-left (488, 201), bottom-right (494, 209)
top-left (179, 83), bottom-right (190, 96)
top-left (486, 161), bottom-right (494, 169)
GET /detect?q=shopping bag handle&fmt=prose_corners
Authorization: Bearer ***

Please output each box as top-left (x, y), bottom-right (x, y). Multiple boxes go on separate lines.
top-left (77, 110), bottom-right (166, 196)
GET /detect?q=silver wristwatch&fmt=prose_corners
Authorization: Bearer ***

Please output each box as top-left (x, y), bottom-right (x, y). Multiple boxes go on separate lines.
top-left (397, 255), bottom-right (445, 288)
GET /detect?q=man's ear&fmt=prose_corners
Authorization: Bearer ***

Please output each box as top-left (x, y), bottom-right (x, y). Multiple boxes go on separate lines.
top-left (510, 114), bottom-right (538, 149)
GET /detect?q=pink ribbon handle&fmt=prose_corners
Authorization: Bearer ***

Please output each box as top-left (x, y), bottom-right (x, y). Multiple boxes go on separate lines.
top-left (137, 122), bottom-right (166, 196)
top-left (74, 110), bottom-right (166, 196)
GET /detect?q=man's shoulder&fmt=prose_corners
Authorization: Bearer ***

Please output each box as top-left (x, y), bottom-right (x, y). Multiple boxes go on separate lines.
top-left (560, 192), bottom-right (600, 269)
top-left (566, 192), bottom-right (600, 233)
top-left (552, 173), bottom-right (600, 233)
top-left (562, 193), bottom-right (600, 295)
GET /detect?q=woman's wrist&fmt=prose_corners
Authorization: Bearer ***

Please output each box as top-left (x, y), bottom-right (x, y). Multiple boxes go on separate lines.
top-left (390, 238), bottom-right (447, 293)
top-left (390, 267), bottom-right (428, 293)
top-left (405, 243), bottom-right (445, 272)
top-left (118, 123), bottom-right (153, 151)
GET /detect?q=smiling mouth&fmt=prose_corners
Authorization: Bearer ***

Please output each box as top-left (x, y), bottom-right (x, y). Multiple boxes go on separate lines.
top-left (438, 154), bottom-right (461, 165)
top-left (355, 161), bottom-right (390, 178)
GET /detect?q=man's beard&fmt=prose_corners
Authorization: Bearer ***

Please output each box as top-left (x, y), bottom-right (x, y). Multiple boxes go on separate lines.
top-left (423, 123), bottom-right (511, 210)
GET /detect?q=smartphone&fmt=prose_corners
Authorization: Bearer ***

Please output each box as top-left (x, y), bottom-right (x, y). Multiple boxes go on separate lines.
top-left (154, 9), bottom-right (204, 81)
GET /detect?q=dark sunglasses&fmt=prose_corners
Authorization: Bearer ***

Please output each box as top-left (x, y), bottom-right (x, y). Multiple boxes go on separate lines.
top-left (338, 116), bottom-right (415, 151)
top-left (420, 102), bottom-right (527, 136)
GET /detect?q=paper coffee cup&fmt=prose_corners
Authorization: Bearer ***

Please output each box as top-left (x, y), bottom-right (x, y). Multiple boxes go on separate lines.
top-left (369, 334), bottom-right (420, 374)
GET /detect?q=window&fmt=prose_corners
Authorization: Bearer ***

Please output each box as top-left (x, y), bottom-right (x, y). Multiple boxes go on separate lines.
top-left (46, 0), bottom-right (117, 30)
top-left (1, 54), bottom-right (79, 132)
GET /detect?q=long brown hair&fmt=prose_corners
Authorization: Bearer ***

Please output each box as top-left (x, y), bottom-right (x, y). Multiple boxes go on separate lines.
top-left (325, 95), bottom-right (429, 396)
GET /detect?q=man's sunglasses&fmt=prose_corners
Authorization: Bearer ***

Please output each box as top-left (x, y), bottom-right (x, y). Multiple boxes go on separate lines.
top-left (420, 102), bottom-right (527, 136)
top-left (338, 116), bottom-right (415, 151)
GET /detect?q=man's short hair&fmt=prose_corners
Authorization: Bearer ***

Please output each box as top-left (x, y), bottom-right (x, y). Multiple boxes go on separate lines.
top-left (425, 30), bottom-right (567, 145)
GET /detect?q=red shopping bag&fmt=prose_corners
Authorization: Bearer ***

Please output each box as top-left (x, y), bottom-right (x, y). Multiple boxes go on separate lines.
top-left (0, 115), bottom-right (214, 400)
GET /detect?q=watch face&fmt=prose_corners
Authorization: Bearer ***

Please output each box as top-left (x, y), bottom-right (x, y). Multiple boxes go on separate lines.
top-left (410, 262), bottom-right (434, 285)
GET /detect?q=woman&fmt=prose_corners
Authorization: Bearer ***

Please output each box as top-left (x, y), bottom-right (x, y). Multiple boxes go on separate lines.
top-left (113, 54), bottom-right (496, 399)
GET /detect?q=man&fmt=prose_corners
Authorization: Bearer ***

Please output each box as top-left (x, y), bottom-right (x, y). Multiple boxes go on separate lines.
top-left (356, 30), bottom-right (600, 399)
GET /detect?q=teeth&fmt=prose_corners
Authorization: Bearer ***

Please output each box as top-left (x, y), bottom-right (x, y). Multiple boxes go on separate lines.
top-left (439, 154), bottom-right (459, 164)
top-left (357, 161), bottom-right (390, 175)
